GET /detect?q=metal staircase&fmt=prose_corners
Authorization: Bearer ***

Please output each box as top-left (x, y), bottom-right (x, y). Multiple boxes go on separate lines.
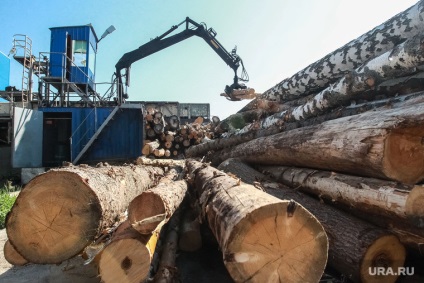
top-left (72, 106), bottom-right (120, 164)
top-left (12, 35), bottom-right (34, 106)
top-left (67, 81), bottom-right (94, 105)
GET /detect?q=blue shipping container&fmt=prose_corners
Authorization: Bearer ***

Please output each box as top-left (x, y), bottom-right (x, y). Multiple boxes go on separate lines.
top-left (39, 107), bottom-right (143, 163)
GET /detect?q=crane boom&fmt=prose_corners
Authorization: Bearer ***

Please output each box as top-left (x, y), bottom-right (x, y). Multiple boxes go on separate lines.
top-left (114, 17), bottom-right (249, 102)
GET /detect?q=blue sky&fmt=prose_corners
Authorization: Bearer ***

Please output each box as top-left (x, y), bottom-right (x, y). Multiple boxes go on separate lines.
top-left (0, 0), bottom-right (419, 118)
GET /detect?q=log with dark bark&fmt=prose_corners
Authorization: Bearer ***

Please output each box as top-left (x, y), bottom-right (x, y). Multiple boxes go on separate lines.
top-left (220, 159), bottom-right (407, 283)
top-left (186, 160), bottom-right (328, 283)
top-left (211, 102), bottom-right (424, 184)
top-left (257, 166), bottom-right (424, 227)
top-left (167, 115), bottom-right (180, 130)
top-left (6, 164), bottom-right (163, 264)
top-left (3, 240), bottom-right (28, 266)
top-left (211, 115), bottom-right (220, 125)
top-left (246, 0), bottom-right (424, 106)
top-left (186, 91), bottom-right (424, 159)
top-left (98, 225), bottom-right (159, 283)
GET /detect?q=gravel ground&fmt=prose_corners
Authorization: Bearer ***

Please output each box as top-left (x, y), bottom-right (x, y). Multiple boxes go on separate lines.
top-left (0, 229), bottom-right (99, 283)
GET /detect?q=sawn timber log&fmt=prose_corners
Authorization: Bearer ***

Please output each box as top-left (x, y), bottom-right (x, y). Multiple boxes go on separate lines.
top-left (186, 160), bottom-right (328, 283)
top-left (6, 164), bottom-right (163, 264)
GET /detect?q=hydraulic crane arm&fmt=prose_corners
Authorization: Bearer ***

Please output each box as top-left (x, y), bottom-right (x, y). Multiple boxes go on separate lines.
top-left (114, 17), bottom-right (249, 102)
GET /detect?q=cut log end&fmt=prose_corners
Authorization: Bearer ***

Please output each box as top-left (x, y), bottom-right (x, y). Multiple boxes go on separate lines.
top-left (6, 172), bottom-right (101, 264)
top-left (128, 192), bottom-right (166, 234)
top-left (405, 186), bottom-right (424, 226)
top-left (98, 238), bottom-right (151, 283)
top-left (224, 201), bottom-right (328, 283)
top-left (384, 126), bottom-right (424, 184)
top-left (4, 240), bottom-right (28, 266)
top-left (360, 235), bottom-right (406, 283)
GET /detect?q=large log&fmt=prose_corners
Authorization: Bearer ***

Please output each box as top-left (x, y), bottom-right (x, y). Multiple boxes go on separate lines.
top-left (128, 180), bottom-right (188, 234)
top-left (219, 159), bottom-right (407, 283)
top-left (98, 224), bottom-right (159, 283)
top-left (6, 164), bottom-right (163, 264)
top-left (211, 102), bottom-right (424, 184)
top-left (257, 166), bottom-right (424, 227)
top-left (128, 164), bottom-right (186, 235)
top-left (186, 91), bottom-right (424, 158)
top-left (186, 160), bottom-right (328, 283)
top-left (246, 0), bottom-right (424, 106)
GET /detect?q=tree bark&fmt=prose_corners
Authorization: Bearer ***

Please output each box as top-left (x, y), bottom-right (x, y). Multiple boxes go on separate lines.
top-left (257, 166), bottom-right (424, 228)
top-left (98, 225), bottom-right (159, 283)
top-left (211, 102), bottom-right (424, 184)
top-left (249, 0), bottom-right (424, 105)
top-left (218, 159), bottom-right (406, 283)
top-left (186, 91), bottom-right (424, 158)
top-left (186, 160), bottom-right (328, 283)
top-left (6, 164), bottom-right (163, 264)
top-left (3, 239), bottom-right (28, 266)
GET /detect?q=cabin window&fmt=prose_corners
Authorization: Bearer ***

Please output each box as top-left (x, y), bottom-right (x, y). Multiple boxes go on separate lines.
top-left (72, 40), bottom-right (87, 67)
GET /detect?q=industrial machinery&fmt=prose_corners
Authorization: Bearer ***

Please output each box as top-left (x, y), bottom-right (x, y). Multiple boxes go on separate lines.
top-left (114, 17), bottom-right (250, 102)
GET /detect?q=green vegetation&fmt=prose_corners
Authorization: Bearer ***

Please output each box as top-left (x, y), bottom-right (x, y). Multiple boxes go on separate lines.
top-left (0, 181), bottom-right (19, 229)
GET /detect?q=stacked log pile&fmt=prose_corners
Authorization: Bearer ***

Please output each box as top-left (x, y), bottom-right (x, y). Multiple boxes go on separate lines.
top-left (143, 107), bottom-right (221, 158)
top-left (185, 1), bottom-right (424, 282)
